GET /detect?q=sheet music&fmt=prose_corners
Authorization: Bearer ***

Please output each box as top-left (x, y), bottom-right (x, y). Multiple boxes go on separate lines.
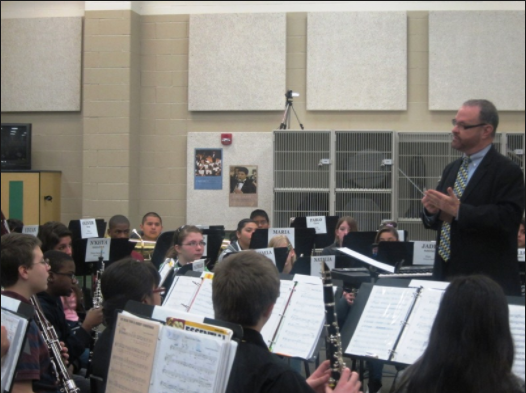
top-left (1, 309), bottom-right (29, 393)
top-left (105, 314), bottom-right (160, 393)
top-left (345, 286), bottom-right (417, 360)
top-left (392, 288), bottom-right (445, 364)
top-left (163, 276), bottom-right (201, 312)
top-left (261, 280), bottom-right (296, 348)
top-left (188, 278), bottom-right (215, 319)
top-left (272, 280), bottom-right (325, 359)
top-left (509, 304), bottom-right (525, 381)
top-left (151, 325), bottom-right (223, 393)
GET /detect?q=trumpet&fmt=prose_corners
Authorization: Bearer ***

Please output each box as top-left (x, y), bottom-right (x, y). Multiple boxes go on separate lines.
top-left (30, 296), bottom-right (80, 393)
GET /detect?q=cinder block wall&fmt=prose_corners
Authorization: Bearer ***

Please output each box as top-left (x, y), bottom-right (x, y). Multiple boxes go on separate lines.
top-left (2, 10), bottom-right (524, 229)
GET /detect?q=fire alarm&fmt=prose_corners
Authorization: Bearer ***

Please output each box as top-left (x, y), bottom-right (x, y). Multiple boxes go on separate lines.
top-left (221, 133), bottom-right (232, 146)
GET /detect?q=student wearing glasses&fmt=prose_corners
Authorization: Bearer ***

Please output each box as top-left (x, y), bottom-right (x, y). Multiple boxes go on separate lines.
top-left (91, 258), bottom-right (162, 393)
top-left (422, 99), bottom-right (525, 296)
top-left (36, 251), bottom-right (101, 390)
top-left (1, 233), bottom-right (58, 392)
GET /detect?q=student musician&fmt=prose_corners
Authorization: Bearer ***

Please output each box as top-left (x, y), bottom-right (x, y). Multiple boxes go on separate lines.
top-left (214, 251), bottom-right (363, 393)
top-left (322, 216), bottom-right (358, 256)
top-left (91, 258), bottom-right (162, 393)
top-left (218, 219), bottom-right (258, 262)
top-left (133, 212), bottom-right (163, 242)
top-left (107, 215), bottom-right (144, 261)
top-left (162, 225), bottom-right (207, 292)
top-left (1, 233), bottom-right (60, 392)
top-left (251, 209), bottom-right (270, 229)
top-left (394, 275), bottom-right (525, 393)
top-left (268, 235), bottom-right (296, 274)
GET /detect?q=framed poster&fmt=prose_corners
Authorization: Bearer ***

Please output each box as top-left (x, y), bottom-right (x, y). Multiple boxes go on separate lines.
top-left (229, 165), bottom-right (258, 207)
top-left (194, 149), bottom-right (223, 190)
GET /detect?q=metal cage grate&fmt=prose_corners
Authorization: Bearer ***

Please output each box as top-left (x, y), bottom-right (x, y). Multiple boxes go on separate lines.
top-left (274, 191), bottom-right (330, 228)
top-left (504, 132), bottom-right (525, 173)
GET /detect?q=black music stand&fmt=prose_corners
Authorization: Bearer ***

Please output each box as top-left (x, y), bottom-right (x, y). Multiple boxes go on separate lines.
top-left (376, 242), bottom-right (414, 269)
top-left (250, 228), bottom-right (316, 257)
top-left (151, 231), bottom-right (174, 269)
top-left (68, 219), bottom-right (107, 241)
top-left (291, 216), bottom-right (339, 249)
top-left (202, 228), bottom-right (226, 270)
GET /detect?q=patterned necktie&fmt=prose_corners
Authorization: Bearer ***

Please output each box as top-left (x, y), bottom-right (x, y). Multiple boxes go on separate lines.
top-left (438, 156), bottom-right (472, 262)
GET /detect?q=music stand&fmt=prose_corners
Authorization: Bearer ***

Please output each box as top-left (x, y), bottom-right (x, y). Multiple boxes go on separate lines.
top-left (250, 228), bottom-right (316, 257)
top-left (291, 216), bottom-right (339, 249)
top-left (376, 242), bottom-right (414, 270)
top-left (151, 231), bottom-right (175, 269)
top-left (289, 256), bottom-right (311, 276)
top-left (202, 228), bottom-right (226, 270)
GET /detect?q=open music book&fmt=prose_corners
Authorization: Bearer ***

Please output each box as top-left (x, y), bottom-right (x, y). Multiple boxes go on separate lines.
top-left (105, 311), bottom-right (238, 393)
top-left (1, 295), bottom-right (34, 393)
top-left (342, 281), bottom-right (525, 381)
top-left (163, 273), bottom-right (325, 360)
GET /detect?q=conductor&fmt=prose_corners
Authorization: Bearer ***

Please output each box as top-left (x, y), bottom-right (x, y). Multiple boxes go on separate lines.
top-left (421, 99), bottom-right (525, 295)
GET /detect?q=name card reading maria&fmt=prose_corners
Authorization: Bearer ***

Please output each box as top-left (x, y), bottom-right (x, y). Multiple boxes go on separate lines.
top-left (269, 228), bottom-right (295, 248)
top-left (307, 216), bottom-right (327, 235)
top-left (22, 225), bottom-right (39, 237)
top-left (311, 255), bottom-right (335, 277)
top-left (80, 218), bottom-right (98, 239)
top-left (255, 248), bottom-right (277, 265)
top-left (85, 238), bottom-right (110, 262)
top-left (413, 241), bottom-right (436, 266)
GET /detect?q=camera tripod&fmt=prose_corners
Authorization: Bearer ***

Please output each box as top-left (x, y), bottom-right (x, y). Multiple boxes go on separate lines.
top-left (279, 90), bottom-right (305, 130)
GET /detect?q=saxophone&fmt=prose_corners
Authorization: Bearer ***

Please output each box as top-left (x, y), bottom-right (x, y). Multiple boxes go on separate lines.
top-left (30, 296), bottom-right (80, 393)
top-left (321, 262), bottom-right (346, 389)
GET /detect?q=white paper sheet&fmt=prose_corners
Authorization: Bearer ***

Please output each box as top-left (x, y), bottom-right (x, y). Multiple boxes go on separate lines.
top-left (345, 286), bottom-right (417, 360)
top-left (188, 278), bottom-right (215, 319)
top-left (85, 238), bottom-right (110, 262)
top-left (269, 228), bottom-right (295, 247)
top-left (509, 304), bottom-right (525, 381)
top-left (310, 255), bottom-right (336, 277)
top-left (163, 276), bottom-right (201, 312)
top-left (261, 280), bottom-right (296, 348)
top-left (80, 218), bottom-right (99, 239)
top-left (255, 248), bottom-right (277, 265)
top-left (307, 216), bottom-right (327, 234)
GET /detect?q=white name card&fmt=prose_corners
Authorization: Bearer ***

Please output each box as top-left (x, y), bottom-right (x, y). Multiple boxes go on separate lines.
top-left (519, 249), bottom-right (525, 262)
top-left (192, 259), bottom-right (205, 273)
top-left (255, 248), bottom-right (277, 265)
top-left (307, 216), bottom-right (327, 235)
top-left (413, 241), bottom-right (436, 266)
top-left (311, 255), bottom-right (336, 277)
top-left (202, 234), bottom-right (208, 257)
top-left (85, 238), bottom-right (110, 262)
top-left (269, 228), bottom-right (295, 248)
top-left (22, 225), bottom-right (39, 237)
top-left (80, 218), bottom-right (98, 239)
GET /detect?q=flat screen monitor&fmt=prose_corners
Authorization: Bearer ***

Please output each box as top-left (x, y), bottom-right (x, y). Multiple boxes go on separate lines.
top-left (1, 123), bottom-right (32, 170)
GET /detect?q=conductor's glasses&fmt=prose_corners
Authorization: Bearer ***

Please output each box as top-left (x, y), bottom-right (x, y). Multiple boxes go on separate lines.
top-left (451, 119), bottom-right (486, 131)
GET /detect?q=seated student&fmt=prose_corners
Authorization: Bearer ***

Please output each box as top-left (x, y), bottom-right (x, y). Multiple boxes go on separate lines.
top-left (213, 252), bottom-right (363, 393)
top-left (91, 258), bottom-right (162, 393)
top-left (250, 209), bottom-right (270, 229)
top-left (218, 219), bottom-right (258, 262)
top-left (131, 212), bottom-right (163, 242)
top-left (322, 217), bottom-right (358, 256)
top-left (7, 218), bottom-right (24, 233)
top-left (107, 215), bottom-right (144, 261)
top-left (1, 233), bottom-right (59, 392)
top-left (268, 235), bottom-right (296, 274)
top-left (36, 251), bottom-right (102, 372)
top-left (375, 225), bottom-right (399, 243)
top-left (162, 226), bottom-right (207, 291)
top-left (519, 217), bottom-right (525, 249)
top-left (1, 325), bottom-right (9, 358)
top-left (394, 275), bottom-right (525, 393)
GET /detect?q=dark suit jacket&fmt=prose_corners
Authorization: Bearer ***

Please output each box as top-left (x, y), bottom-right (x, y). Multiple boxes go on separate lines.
top-left (231, 179), bottom-right (257, 194)
top-left (422, 146), bottom-right (525, 295)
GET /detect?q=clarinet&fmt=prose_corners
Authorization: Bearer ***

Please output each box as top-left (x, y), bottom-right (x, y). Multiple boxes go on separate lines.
top-left (30, 296), bottom-right (80, 393)
top-left (321, 263), bottom-right (346, 389)
top-left (91, 254), bottom-right (105, 344)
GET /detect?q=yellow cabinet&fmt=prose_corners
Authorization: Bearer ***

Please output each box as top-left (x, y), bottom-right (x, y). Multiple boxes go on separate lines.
top-left (1, 171), bottom-right (61, 225)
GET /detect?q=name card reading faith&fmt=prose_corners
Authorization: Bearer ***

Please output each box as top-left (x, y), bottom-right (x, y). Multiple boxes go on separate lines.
top-left (22, 225), bottom-right (39, 237)
top-left (307, 216), bottom-right (327, 235)
top-left (269, 228), bottom-right (295, 248)
top-left (519, 249), bottom-right (525, 263)
top-left (255, 248), bottom-right (277, 265)
top-left (85, 238), bottom-right (110, 262)
top-left (311, 256), bottom-right (335, 277)
top-left (80, 218), bottom-right (98, 239)
top-left (413, 241), bottom-right (436, 266)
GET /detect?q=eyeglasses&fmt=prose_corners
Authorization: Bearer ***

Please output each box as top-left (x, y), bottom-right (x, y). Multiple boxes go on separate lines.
top-left (34, 258), bottom-right (50, 267)
top-left (451, 119), bottom-right (486, 130)
top-left (53, 272), bottom-right (78, 282)
top-left (182, 241), bottom-right (207, 248)
top-left (152, 287), bottom-right (166, 296)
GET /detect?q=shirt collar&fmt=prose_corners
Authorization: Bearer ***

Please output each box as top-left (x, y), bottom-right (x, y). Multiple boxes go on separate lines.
top-left (466, 144), bottom-right (492, 167)
top-left (1, 290), bottom-right (31, 305)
